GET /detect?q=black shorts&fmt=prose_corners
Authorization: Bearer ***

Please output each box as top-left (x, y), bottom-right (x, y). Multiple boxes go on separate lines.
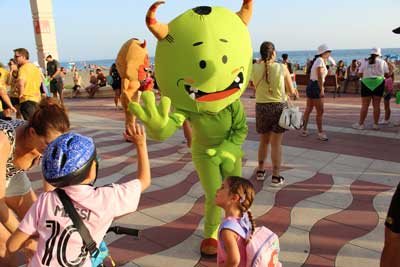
top-left (20, 101), bottom-right (39, 120)
top-left (306, 80), bottom-right (322, 99)
top-left (384, 92), bottom-right (393, 102)
top-left (10, 97), bottom-right (19, 106)
top-left (72, 85), bottom-right (81, 92)
top-left (361, 80), bottom-right (384, 97)
top-left (386, 183), bottom-right (400, 233)
top-left (50, 78), bottom-right (63, 94)
top-left (112, 80), bottom-right (121, 90)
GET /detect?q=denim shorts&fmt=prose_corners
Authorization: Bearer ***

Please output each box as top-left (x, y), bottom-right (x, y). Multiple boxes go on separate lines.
top-left (306, 80), bottom-right (322, 99)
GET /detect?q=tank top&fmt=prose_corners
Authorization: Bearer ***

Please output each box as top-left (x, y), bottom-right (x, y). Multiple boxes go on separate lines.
top-left (0, 120), bottom-right (25, 184)
top-left (252, 62), bottom-right (287, 103)
top-left (217, 217), bottom-right (248, 267)
top-left (349, 66), bottom-right (358, 76)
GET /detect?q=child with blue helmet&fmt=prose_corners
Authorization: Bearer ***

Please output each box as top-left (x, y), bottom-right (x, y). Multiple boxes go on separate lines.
top-left (7, 124), bottom-right (150, 267)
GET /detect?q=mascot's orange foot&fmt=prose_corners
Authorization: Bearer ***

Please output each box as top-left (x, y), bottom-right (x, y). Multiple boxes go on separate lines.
top-left (200, 238), bottom-right (218, 257)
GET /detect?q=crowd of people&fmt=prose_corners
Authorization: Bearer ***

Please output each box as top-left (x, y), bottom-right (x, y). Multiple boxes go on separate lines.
top-left (0, 37), bottom-right (399, 266)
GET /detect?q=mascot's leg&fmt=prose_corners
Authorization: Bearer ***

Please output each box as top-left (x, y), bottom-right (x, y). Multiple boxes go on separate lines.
top-left (194, 157), bottom-right (223, 256)
top-left (121, 78), bottom-right (140, 137)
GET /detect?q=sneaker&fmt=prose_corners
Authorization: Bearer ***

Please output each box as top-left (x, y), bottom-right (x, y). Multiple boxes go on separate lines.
top-left (256, 170), bottom-right (266, 181)
top-left (373, 124), bottom-right (380, 130)
top-left (379, 119), bottom-right (389, 125)
top-left (271, 176), bottom-right (285, 187)
top-left (301, 130), bottom-right (309, 137)
top-left (387, 122), bottom-right (395, 128)
top-left (352, 123), bottom-right (365, 130)
top-left (318, 132), bottom-right (328, 141)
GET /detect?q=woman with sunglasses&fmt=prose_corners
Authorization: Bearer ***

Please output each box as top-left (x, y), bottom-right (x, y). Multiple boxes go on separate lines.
top-left (0, 98), bottom-right (69, 266)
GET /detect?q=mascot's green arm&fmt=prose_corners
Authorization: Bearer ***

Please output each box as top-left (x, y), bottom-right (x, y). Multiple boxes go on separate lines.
top-left (228, 100), bottom-right (248, 145)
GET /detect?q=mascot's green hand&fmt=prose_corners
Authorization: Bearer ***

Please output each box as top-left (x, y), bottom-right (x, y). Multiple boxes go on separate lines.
top-left (128, 91), bottom-right (171, 131)
top-left (206, 141), bottom-right (244, 173)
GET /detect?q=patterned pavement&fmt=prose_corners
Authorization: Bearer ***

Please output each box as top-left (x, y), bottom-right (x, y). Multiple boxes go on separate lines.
top-left (24, 91), bottom-right (400, 267)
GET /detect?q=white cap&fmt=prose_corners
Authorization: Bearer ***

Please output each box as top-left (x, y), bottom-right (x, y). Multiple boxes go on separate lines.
top-left (371, 47), bottom-right (381, 56)
top-left (317, 44), bottom-right (331, 55)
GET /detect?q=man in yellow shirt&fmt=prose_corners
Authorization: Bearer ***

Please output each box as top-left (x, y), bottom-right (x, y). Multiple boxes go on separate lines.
top-left (14, 48), bottom-right (41, 120)
top-left (0, 64), bottom-right (16, 119)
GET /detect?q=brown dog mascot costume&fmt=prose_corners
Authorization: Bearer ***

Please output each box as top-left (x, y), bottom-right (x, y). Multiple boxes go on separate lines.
top-left (116, 39), bottom-right (152, 135)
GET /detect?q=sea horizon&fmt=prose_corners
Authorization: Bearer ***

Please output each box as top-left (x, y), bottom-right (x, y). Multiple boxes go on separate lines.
top-left (60, 47), bottom-right (400, 70)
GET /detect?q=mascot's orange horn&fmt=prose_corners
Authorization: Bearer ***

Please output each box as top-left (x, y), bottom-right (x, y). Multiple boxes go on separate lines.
top-left (146, 1), bottom-right (169, 40)
top-left (236, 0), bottom-right (253, 26)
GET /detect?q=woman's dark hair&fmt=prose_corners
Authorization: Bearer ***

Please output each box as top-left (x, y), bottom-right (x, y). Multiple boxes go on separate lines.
top-left (306, 55), bottom-right (322, 76)
top-left (27, 97), bottom-right (70, 137)
top-left (259, 41), bottom-right (275, 83)
top-left (368, 54), bottom-right (378, 65)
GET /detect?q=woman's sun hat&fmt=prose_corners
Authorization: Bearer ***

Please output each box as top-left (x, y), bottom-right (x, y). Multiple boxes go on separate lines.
top-left (370, 47), bottom-right (382, 56)
top-left (317, 44), bottom-right (331, 55)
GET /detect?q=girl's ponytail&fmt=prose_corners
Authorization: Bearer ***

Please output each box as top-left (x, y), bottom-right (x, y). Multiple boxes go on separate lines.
top-left (246, 210), bottom-right (256, 243)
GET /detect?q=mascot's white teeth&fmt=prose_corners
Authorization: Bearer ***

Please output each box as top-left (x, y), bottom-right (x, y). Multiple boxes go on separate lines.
top-left (184, 72), bottom-right (244, 100)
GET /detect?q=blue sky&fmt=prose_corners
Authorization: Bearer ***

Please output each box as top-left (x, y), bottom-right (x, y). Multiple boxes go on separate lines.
top-left (1, 0), bottom-right (399, 63)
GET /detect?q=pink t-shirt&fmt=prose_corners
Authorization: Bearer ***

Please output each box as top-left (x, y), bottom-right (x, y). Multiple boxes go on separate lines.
top-left (217, 217), bottom-right (247, 267)
top-left (19, 179), bottom-right (141, 267)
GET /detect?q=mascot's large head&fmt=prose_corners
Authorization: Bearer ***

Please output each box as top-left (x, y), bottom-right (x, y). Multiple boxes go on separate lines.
top-left (147, 0), bottom-right (253, 113)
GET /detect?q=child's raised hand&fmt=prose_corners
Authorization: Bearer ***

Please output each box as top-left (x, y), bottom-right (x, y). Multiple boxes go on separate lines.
top-left (124, 123), bottom-right (146, 146)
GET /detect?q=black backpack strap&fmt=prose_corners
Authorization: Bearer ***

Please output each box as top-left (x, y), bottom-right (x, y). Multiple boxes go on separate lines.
top-left (55, 188), bottom-right (99, 256)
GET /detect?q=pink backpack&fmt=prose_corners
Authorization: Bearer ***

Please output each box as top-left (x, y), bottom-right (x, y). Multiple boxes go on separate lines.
top-left (219, 220), bottom-right (282, 267)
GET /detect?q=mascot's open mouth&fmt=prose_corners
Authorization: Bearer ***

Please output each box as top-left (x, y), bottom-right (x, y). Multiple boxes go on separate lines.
top-left (184, 72), bottom-right (244, 102)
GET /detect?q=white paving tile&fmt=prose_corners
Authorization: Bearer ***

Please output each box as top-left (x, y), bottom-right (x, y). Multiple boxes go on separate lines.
top-left (336, 243), bottom-right (381, 267)
top-left (332, 155), bottom-right (374, 169)
top-left (319, 162), bottom-right (365, 180)
top-left (279, 226), bottom-right (310, 267)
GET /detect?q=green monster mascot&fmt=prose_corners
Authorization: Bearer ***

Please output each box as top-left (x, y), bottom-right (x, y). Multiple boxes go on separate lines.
top-left (130, 0), bottom-right (253, 256)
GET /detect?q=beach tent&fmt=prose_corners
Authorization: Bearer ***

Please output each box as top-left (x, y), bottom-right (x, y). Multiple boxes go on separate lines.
top-left (384, 54), bottom-right (400, 61)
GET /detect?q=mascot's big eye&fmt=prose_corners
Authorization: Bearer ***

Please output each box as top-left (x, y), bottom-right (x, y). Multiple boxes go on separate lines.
top-left (222, 55), bottom-right (228, 64)
top-left (199, 60), bottom-right (207, 69)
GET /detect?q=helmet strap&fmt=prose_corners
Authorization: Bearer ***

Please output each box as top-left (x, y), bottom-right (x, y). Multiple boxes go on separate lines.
top-left (89, 156), bottom-right (100, 187)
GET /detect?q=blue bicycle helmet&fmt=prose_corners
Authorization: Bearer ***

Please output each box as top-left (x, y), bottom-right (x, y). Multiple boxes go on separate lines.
top-left (42, 133), bottom-right (97, 187)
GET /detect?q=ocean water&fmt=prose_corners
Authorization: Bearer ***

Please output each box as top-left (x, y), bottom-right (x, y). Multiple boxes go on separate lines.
top-left (61, 48), bottom-right (400, 70)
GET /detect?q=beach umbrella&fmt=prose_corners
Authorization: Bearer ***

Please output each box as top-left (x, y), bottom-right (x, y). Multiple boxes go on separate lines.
top-left (390, 55), bottom-right (400, 61)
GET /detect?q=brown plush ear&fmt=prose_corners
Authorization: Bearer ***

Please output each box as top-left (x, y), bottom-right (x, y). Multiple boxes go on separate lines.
top-left (146, 1), bottom-right (169, 40)
top-left (236, 0), bottom-right (253, 26)
top-left (140, 40), bottom-right (147, 48)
